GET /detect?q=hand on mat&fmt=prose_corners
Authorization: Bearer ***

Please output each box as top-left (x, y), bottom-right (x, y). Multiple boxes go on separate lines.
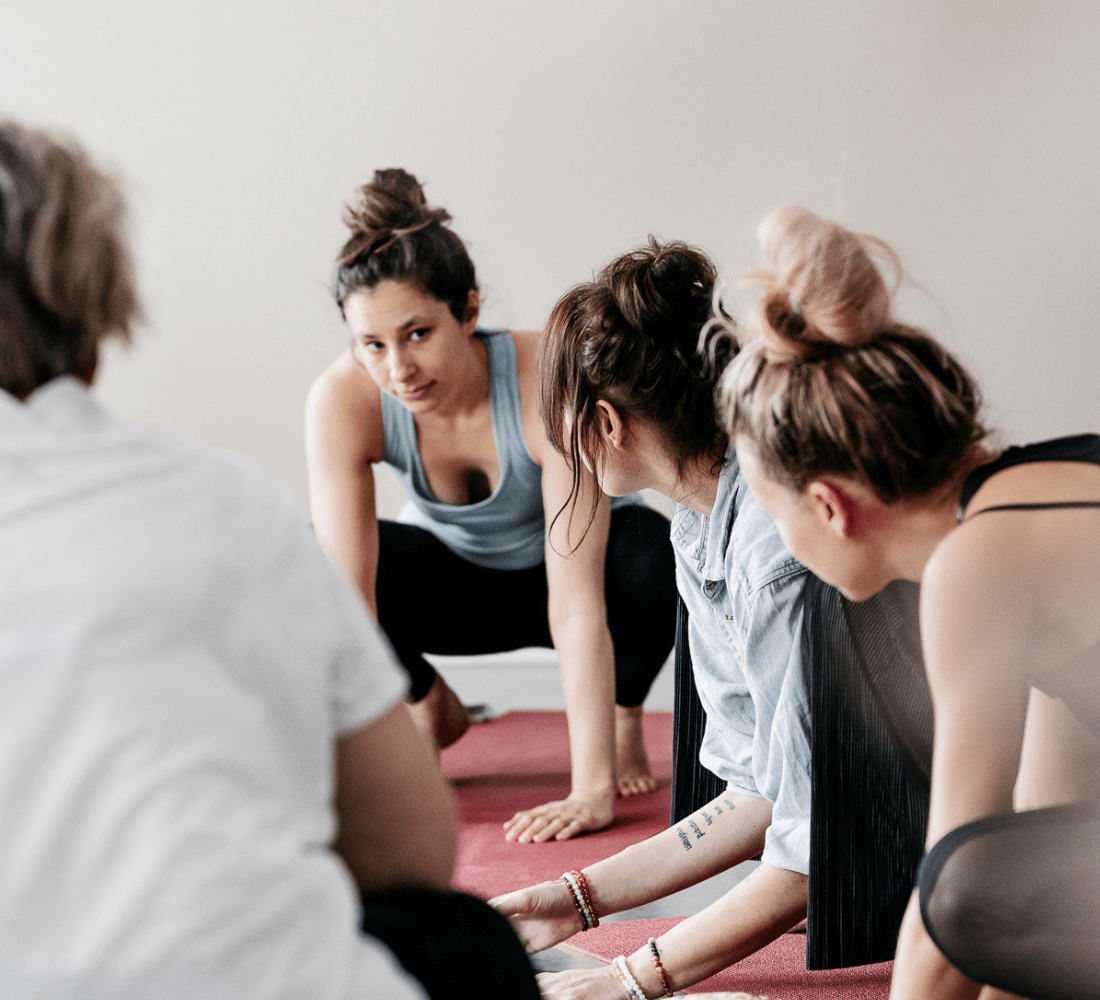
top-left (535, 966), bottom-right (632, 1000)
top-left (503, 791), bottom-right (614, 843)
top-left (489, 879), bottom-right (583, 953)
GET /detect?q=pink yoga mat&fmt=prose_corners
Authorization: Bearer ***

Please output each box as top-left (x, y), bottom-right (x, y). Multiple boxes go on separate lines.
top-left (441, 710), bottom-right (674, 900)
top-left (562, 918), bottom-right (892, 997)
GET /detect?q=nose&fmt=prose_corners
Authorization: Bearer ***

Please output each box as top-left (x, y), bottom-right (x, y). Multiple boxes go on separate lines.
top-left (389, 347), bottom-right (416, 383)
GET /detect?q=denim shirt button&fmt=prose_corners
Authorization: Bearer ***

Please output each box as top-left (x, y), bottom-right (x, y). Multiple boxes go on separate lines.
top-left (705, 580), bottom-right (717, 592)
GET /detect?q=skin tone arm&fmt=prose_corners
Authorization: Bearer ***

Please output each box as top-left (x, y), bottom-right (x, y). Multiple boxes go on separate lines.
top-left (889, 524), bottom-right (1037, 1000)
top-left (503, 450), bottom-right (618, 842)
top-left (333, 700), bottom-right (458, 893)
top-left (494, 792), bottom-right (807, 998)
top-left (305, 353), bottom-right (384, 616)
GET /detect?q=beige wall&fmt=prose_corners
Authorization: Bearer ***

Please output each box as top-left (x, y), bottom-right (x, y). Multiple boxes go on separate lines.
top-left (3, 1), bottom-right (1098, 516)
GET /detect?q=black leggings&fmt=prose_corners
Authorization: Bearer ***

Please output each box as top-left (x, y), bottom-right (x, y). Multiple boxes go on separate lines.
top-left (360, 890), bottom-right (540, 999)
top-left (376, 504), bottom-right (677, 704)
top-left (918, 801), bottom-right (1100, 1000)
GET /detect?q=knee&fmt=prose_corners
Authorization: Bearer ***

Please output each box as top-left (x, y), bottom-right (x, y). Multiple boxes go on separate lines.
top-left (919, 835), bottom-right (1022, 982)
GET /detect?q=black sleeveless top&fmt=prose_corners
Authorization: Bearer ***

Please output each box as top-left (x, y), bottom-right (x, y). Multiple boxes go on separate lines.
top-left (957, 433), bottom-right (1100, 735)
top-left (957, 433), bottom-right (1100, 522)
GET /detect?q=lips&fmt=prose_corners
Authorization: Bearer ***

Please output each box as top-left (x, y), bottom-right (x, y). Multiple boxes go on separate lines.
top-left (399, 381), bottom-right (434, 401)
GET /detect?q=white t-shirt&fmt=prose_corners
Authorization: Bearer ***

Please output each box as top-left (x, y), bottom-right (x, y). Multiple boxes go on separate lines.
top-left (0, 379), bottom-right (426, 1000)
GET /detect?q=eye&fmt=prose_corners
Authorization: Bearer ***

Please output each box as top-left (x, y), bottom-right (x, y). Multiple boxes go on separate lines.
top-left (409, 327), bottom-right (430, 342)
top-left (359, 339), bottom-right (384, 354)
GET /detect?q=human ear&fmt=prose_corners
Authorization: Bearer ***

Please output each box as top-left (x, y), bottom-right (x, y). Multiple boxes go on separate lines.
top-left (462, 289), bottom-right (480, 332)
top-left (594, 400), bottom-right (627, 449)
top-left (807, 480), bottom-right (859, 539)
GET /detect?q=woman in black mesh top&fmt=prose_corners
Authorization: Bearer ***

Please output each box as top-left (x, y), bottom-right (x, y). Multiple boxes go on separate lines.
top-left (721, 206), bottom-right (1100, 1000)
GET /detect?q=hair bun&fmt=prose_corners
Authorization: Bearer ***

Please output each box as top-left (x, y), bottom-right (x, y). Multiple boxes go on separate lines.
top-left (745, 206), bottom-right (900, 360)
top-left (340, 168), bottom-right (452, 265)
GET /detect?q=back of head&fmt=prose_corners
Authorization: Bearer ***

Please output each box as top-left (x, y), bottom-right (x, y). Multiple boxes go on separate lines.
top-left (0, 121), bottom-right (138, 399)
top-left (540, 237), bottom-right (735, 484)
top-left (721, 207), bottom-right (986, 501)
top-left (334, 168), bottom-right (477, 321)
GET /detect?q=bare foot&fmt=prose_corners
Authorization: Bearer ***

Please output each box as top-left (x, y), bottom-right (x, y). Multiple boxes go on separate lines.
top-left (407, 673), bottom-right (470, 751)
top-left (615, 704), bottom-right (656, 796)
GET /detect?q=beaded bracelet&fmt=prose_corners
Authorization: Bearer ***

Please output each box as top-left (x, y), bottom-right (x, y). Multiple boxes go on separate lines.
top-left (559, 872), bottom-right (589, 930)
top-left (647, 937), bottom-right (673, 997)
top-left (612, 955), bottom-right (647, 1000)
top-left (559, 871), bottom-right (597, 930)
top-left (568, 869), bottom-right (597, 924)
top-left (561, 870), bottom-right (599, 930)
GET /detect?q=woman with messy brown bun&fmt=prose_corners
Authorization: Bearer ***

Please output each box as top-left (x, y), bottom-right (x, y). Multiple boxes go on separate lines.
top-left (493, 238), bottom-right (932, 999)
top-left (723, 207), bottom-right (1100, 1000)
top-left (306, 169), bottom-right (677, 843)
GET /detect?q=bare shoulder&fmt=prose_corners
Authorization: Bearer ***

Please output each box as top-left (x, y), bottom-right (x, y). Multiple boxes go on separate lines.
top-left (921, 504), bottom-right (1100, 682)
top-left (507, 329), bottom-right (551, 466)
top-left (508, 328), bottom-right (543, 385)
top-left (920, 518), bottom-right (1033, 667)
top-left (305, 348), bottom-right (385, 466)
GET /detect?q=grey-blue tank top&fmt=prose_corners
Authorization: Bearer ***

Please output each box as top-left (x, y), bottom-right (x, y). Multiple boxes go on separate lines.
top-left (380, 329), bottom-right (546, 570)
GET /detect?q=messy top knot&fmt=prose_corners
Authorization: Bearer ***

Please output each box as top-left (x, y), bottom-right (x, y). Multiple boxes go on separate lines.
top-left (334, 168), bottom-right (477, 321)
top-left (721, 207), bottom-right (987, 502)
top-left (744, 206), bottom-right (899, 360)
top-left (540, 238), bottom-right (735, 525)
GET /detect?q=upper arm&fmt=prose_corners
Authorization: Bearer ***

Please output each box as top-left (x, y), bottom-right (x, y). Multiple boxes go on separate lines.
top-left (539, 433), bottom-right (611, 624)
top-left (513, 329), bottom-right (611, 622)
top-left (333, 701), bottom-right (458, 893)
top-left (305, 355), bottom-right (385, 610)
top-left (919, 527), bottom-right (1033, 843)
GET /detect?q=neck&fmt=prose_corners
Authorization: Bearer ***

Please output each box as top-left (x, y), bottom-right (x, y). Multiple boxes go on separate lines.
top-left (667, 452), bottom-right (723, 515)
top-left (882, 445), bottom-right (996, 582)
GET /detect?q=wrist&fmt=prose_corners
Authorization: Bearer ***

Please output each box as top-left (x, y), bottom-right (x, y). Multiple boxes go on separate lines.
top-left (560, 869), bottom-right (599, 930)
top-left (568, 782), bottom-right (616, 803)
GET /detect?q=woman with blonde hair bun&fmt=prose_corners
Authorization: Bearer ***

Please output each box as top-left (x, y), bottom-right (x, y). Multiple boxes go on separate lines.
top-left (722, 207), bottom-right (1100, 1000)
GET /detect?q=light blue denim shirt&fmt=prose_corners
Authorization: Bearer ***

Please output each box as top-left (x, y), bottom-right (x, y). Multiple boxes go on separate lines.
top-left (671, 453), bottom-right (813, 874)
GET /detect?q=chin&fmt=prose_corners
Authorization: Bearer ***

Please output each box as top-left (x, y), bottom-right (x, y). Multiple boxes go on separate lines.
top-left (838, 578), bottom-right (892, 603)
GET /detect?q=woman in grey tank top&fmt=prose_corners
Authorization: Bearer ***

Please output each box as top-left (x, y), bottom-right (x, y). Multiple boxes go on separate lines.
top-left (306, 170), bottom-right (677, 844)
top-left (723, 208), bottom-right (1100, 1000)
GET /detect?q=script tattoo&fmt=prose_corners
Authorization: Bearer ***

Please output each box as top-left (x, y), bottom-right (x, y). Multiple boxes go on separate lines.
top-left (676, 826), bottom-right (692, 851)
top-left (701, 809), bottom-right (714, 826)
top-left (723, 798), bottom-right (736, 811)
top-left (687, 819), bottom-right (705, 840)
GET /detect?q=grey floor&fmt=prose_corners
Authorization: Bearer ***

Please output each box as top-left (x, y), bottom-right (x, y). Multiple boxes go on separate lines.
top-left (427, 648), bottom-right (759, 974)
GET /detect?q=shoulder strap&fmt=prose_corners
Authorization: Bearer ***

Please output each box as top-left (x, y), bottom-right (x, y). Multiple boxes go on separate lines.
top-left (962, 500), bottom-right (1100, 522)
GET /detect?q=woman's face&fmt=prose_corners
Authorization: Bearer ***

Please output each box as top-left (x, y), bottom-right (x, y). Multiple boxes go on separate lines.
top-left (344, 280), bottom-right (476, 409)
top-left (735, 436), bottom-right (888, 601)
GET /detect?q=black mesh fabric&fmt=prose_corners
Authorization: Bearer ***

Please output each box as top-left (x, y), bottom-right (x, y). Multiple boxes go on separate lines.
top-left (919, 802), bottom-right (1100, 1000)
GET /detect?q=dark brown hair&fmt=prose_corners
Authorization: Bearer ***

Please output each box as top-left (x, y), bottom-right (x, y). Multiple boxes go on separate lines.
top-left (539, 238), bottom-right (736, 526)
top-left (721, 207), bottom-right (987, 501)
top-left (334, 168), bottom-right (477, 321)
top-left (0, 121), bottom-right (139, 399)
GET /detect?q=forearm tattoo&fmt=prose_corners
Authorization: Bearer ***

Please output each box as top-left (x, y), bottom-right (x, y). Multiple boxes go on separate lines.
top-left (674, 797), bottom-right (737, 852)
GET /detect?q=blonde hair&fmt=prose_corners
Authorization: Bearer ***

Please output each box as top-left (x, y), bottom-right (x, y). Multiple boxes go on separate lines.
top-left (720, 207), bottom-right (986, 501)
top-left (0, 121), bottom-right (138, 399)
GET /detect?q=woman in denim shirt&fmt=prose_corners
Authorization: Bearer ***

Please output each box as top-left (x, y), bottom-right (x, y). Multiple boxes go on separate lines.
top-left (492, 240), bottom-right (928, 998)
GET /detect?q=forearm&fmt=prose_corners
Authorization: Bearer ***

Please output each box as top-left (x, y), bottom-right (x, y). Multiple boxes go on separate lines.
top-left (585, 792), bottom-right (772, 917)
top-left (624, 863), bottom-right (807, 995)
top-left (889, 895), bottom-right (982, 1000)
top-left (551, 612), bottom-right (617, 798)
